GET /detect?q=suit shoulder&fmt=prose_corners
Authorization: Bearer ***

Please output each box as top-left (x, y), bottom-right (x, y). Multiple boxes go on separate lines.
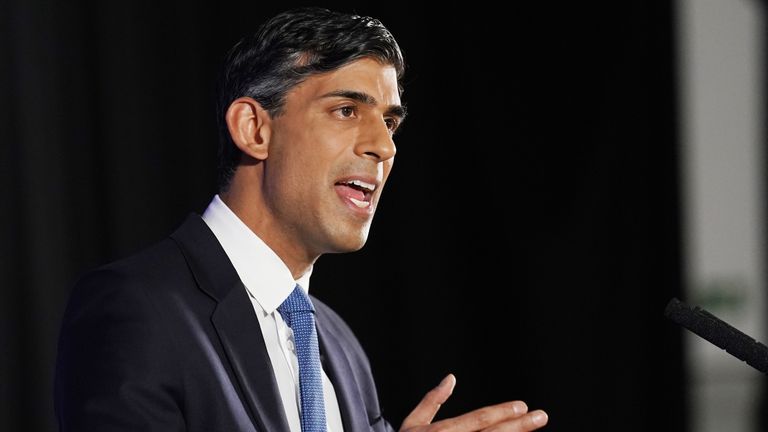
top-left (73, 237), bottom-right (187, 293)
top-left (63, 237), bottom-right (194, 322)
top-left (55, 240), bottom-right (191, 429)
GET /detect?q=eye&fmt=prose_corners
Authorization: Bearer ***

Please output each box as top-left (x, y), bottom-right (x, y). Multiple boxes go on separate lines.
top-left (384, 117), bottom-right (400, 133)
top-left (336, 106), bottom-right (357, 118)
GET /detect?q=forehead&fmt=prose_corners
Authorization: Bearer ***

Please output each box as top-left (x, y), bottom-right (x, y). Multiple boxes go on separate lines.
top-left (289, 58), bottom-right (401, 105)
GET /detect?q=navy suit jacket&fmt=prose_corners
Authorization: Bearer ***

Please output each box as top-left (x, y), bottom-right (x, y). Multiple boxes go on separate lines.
top-left (54, 214), bottom-right (394, 432)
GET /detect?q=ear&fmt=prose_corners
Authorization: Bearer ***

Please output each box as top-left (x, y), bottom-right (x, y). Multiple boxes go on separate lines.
top-left (225, 97), bottom-right (272, 160)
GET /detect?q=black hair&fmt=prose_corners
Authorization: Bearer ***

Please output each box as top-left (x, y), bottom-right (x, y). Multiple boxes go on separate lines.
top-left (215, 7), bottom-right (405, 191)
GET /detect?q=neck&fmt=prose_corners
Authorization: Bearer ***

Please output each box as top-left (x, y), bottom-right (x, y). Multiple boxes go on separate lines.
top-left (220, 167), bottom-right (317, 279)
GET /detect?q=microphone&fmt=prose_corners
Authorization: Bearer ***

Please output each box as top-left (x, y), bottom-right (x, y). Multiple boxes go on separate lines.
top-left (664, 297), bottom-right (768, 374)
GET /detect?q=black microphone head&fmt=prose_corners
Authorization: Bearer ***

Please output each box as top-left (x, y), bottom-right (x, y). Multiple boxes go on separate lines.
top-left (664, 297), bottom-right (688, 324)
top-left (664, 296), bottom-right (768, 375)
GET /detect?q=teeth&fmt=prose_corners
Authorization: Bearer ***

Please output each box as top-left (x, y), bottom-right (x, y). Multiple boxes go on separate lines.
top-left (349, 197), bottom-right (370, 208)
top-left (348, 179), bottom-right (375, 192)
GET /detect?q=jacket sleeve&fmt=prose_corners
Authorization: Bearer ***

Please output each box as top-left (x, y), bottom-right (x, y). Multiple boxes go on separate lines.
top-left (54, 268), bottom-right (186, 432)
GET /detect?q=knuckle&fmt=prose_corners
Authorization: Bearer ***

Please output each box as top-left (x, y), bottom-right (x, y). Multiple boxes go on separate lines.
top-left (474, 408), bottom-right (495, 426)
top-left (423, 388), bottom-right (442, 404)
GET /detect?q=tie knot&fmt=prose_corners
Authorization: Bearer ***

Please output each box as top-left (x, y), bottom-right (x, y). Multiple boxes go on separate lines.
top-left (277, 285), bottom-right (315, 324)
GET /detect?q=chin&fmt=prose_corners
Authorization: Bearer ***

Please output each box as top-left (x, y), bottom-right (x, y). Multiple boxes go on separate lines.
top-left (335, 237), bottom-right (368, 253)
top-left (328, 229), bottom-right (370, 253)
top-left (320, 219), bottom-right (373, 253)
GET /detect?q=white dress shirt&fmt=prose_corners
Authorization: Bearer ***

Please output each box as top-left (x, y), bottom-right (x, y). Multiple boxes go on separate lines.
top-left (202, 195), bottom-right (344, 432)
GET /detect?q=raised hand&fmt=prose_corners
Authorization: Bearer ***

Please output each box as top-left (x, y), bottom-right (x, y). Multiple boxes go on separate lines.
top-left (400, 374), bottom-right (548, 432)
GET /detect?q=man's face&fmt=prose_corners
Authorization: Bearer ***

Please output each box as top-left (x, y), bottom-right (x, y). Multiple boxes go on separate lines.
top-left (262, 57), bottom-right (403, 257)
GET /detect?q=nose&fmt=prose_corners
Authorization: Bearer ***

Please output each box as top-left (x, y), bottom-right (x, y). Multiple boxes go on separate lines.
top-left (355, 116), bottom-right (396, 161)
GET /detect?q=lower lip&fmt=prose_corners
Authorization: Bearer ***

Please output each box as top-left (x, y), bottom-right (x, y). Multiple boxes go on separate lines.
top-left (334, 185), bottom-right (374, 216)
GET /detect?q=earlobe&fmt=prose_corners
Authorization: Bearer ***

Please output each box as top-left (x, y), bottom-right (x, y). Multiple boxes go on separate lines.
top-left (225, 97), bottom-right (271, 160)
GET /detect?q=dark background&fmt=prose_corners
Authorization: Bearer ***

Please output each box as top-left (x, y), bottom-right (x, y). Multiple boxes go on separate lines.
top-left (1, 1), bottom-right (693, 431)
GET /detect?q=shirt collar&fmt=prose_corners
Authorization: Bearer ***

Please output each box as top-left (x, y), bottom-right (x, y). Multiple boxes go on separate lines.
top-left (201, 194), bottom-right (312, 314)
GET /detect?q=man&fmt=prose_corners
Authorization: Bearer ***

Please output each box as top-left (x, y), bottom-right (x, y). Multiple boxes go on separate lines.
top-left (54, 7), bottom-right (548, 432)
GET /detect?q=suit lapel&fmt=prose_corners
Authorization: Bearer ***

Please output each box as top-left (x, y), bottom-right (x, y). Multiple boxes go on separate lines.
top-left (171, 214), bottom-right (291, 432)
top-left (316, 316), bottom-right (371, 432)
top-left (211, 288), bottom-right (291, 432)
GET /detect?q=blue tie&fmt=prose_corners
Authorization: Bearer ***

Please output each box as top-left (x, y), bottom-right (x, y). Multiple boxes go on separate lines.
top-left (277, 285), bottom-right (327, 432)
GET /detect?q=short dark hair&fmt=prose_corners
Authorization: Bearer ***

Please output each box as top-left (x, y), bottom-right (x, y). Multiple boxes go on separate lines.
top-left (215, 7), bottom-right (406, 191)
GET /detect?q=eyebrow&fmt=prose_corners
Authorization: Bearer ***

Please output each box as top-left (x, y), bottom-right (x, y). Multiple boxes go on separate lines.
top-left (320, 89), bottom-right (408, 121)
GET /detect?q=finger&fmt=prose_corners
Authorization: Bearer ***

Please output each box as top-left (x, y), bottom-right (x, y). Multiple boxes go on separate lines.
top-left (485, 409), bottom-right (549, 432)
top-left (400, 374), bottom-right (456, 429)
top-left (430, 400), bottom-right (529, 431)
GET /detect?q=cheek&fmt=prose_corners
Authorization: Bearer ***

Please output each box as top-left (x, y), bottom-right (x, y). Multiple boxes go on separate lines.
top-left (271, 133), bottom-right (321, 182)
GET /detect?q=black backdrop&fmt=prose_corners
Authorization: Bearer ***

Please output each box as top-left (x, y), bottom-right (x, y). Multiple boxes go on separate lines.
top-left (1, 1), bottom-right (688, 431)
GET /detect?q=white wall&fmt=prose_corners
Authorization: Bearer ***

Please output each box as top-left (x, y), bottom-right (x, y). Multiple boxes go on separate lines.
top-left (678, 1), bottom-right (765, 431)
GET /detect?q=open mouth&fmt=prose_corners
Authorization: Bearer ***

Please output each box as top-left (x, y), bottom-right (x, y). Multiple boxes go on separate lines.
top-left (335, 179), bottom-right (376, 209)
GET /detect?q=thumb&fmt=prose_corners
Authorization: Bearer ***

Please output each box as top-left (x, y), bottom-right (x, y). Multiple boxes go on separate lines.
top-left (400, 374), bottom-right (456, 430)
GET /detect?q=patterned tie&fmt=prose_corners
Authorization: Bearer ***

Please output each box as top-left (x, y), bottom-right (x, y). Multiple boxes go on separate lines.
top-left (277, 285), bottom-right (327, 432)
